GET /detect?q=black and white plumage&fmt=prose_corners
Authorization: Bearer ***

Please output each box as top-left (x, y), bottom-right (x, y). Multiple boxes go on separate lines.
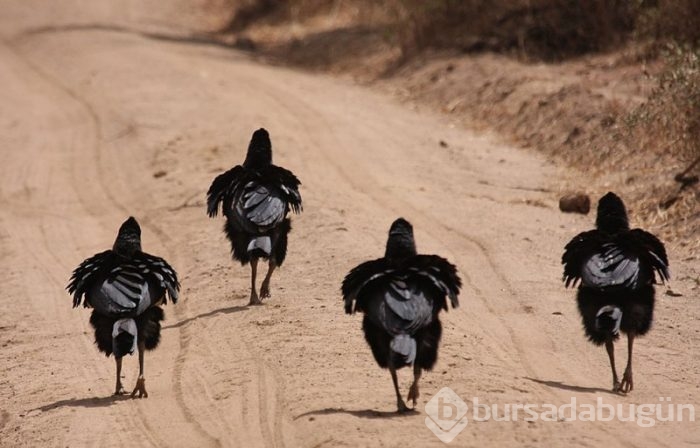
top-left (207, 128), bottom-right (302, 305)
top-left (562, 192), bottom-right (669, 393)
top-left (67, 217), bottom-right (180, 397)
top-left (342, 218), bottom-right (461, 412)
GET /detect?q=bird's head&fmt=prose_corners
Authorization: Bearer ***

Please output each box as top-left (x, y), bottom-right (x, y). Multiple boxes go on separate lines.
top-left (385, 218), bottom-right (417, 260)
top-left (596, 192), bottom-right (630, 233)
top-left (113, 216), bottom-right (142, 256)
top-left (243, 128), bottom-right (272, 169)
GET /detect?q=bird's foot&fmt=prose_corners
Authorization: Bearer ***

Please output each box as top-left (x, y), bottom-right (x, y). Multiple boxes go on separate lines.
top-left (611, 374), bottom-right (620, 392)
top-left (612, 380), bottom-right (621, 392)
top-left (407, 383), bottom-right (420, 408)
top-left (248, 291), bottom-right (263, 306)
top-left (616, 368), bottom-right (633, 394)
top-left (114, 382), bottom-right (127, 396)
top-left (260, 281), bottom-right (271, 299)
top-left (131, 376), bottom-right (148, 399)
top-left (397, 398), bottom-right (411, 414)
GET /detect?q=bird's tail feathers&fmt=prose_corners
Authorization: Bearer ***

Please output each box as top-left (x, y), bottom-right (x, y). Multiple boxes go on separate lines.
top-left (390, 334), bottom-right (416, 366)
top-left (595, 305), bottom-right (622, 337)
top-left (247, 235), bottom-right (272, 258)
top-left (112, 318), bottom-right (138, 358)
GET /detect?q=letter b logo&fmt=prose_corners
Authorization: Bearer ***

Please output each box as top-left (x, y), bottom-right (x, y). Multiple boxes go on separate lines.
top-left (425, 387), bottom-right (468, 443)
top-left (438, 397), bottom-right (458, 420)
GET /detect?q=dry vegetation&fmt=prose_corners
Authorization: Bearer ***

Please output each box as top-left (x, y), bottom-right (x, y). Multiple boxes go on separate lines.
top-left (211, 0), bottom-right (699, 253)
top-left (394, 0), bottom-right (635, 60)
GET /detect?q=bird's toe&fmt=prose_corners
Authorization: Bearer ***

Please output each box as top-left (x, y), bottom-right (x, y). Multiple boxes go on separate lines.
top-left (248, 292), bottom-right (262, 306)
top-left (618, 369), bottom-right (633, 393)
top-left (114, 382), bottom-right (126, 396)
top-left (130, 377), bottom-right (148, 399)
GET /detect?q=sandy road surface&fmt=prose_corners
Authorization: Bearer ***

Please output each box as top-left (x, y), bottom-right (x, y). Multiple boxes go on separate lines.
top-left (0, 2), bottom-right (698, 447)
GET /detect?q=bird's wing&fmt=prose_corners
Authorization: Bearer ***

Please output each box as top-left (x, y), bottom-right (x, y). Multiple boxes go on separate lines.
top-left (580, 242), bottom-right (641, 289)
top-left (341, 255), bottom-right (461, 317)
top-left (627, 229), bottom-right (670, 284)
top-left (131, 252), bottom-right (180, 303)
top-left (234, 180), bottom-right (287, 232)
top-left (67, 250), bottom-right (114, 307)
top-left (378, 277), bottom-right (435, 334)
top-left (406, 255), bottom-right (462, 310)
top-left (206, 165), bottom-right (245, 217)
top-left (90, 253), bottom-right (179, 316)
top-left (341, 258), bottom-right (391, 314)
top-left (563, 228), bottom-right (670, 290)
top-left (562, 229), bottom-right (605, 288)
top-left (68, 250), bottom-right (179, 315)
top-left (93, 264), bottom-right (153, 315)
top-left (265, 165), bottom-right (302, 214)
top-left (344, 269), bottom-right (439, 336)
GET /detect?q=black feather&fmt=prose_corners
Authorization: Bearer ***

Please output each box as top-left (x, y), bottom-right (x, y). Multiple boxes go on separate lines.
top-left (562, 227), bottom-right (670, 290)
top-left (596, 192), bottom-right (630, 233)
top-left (207, 129), bottom-right (302, 267)
top-left (68, 217), bottom-right (180, 309)
top-left (67, 249), bottom-right (180, 308)
top-left (562, 193), bottom-right (669, 345)
top-left (88, 306), bottom-right (165, 357)
top-left (342, 218), bottom-right (461, 371)
top-left (138, 306), bottom-right (165, 350)
top-left (342, 255), bottom-right (461, 314)
top-left (70, 217), bottom-right (178, 370)
top-left (206, 166), bottom-right (245, 218)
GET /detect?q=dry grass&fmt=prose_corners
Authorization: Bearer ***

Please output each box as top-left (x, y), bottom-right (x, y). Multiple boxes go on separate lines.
top-left (615, 43), bottom-right (700, 248)
top-left (394, 0), bottom-right (635, 61)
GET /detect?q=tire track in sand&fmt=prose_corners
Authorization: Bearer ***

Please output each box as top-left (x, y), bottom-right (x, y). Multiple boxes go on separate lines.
top-left (4, 32), bottom-right (222, 448)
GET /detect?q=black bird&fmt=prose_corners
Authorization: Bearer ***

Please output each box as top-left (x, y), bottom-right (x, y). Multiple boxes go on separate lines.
top-left (67, 217), bottom-right (179, 397)
top-left (207, 128), bottom-right (302, 305)
top-left (342, 218), bottom-right (461, 412)
top-left (562, 192), bottom-right (669, 393)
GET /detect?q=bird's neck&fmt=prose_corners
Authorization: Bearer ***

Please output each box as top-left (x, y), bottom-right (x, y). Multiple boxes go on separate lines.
top-left (243, 148), bottom-right (272, 169)
top-left (385, 235), bottom-right (417, 261)
top-left (113, 238), bottom-right (141, 258)
top-left (596, 216), bottom-right (630, 233)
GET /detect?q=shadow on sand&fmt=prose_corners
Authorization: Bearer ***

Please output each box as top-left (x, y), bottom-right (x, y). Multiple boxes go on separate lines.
top-left (163, 304), bottom-right (249, 329)
top-left (31, 394), bottom-right (131, 413)
top-left (294, 407), bottom-right (418, 421)
top-left (525, 377), bottom-right (615, 395)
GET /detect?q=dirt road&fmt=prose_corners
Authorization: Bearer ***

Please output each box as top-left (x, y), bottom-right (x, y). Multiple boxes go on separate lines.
top-left (1, 2), bottom-right (698, 447)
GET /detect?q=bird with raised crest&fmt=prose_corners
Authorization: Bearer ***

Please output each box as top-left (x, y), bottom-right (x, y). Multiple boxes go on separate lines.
top-left (207, 128), bottom-right (302, 305)
top-left (67, 217), bottom-right (180, 398)
top-left (342, 218), bottom-right (461, 412)
top-left (562, 192), bottom-right (669, 393)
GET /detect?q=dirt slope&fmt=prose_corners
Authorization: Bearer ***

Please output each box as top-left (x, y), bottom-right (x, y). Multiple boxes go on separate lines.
top-left (0, 2), bottom-right (698, 447)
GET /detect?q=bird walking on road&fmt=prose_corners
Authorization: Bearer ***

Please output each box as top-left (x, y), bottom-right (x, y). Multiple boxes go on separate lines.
top-left (562, 192), bottom-right (669, 393)
top-left (342, 218), bottom-right (461, 412)
top-left (67, 217), bottom-right (180, 398)
top-left (207, 128), bottom-right (302, 305)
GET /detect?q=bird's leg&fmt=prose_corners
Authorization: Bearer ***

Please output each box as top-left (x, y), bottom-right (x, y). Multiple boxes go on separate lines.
top-left (618, 333), bottom-right (635, 393)
top-left (390, 366), bottom-right (409, 413)
top-left (407, 363), bottom-right (421, 408)
top-left (260, 258), bottom-right (277, 299)
top-left (605, 339), bottom-right (620, 391)
top-left (114, 356), bottom-right (126, 395)
top-left (131, 341), bottom-right (148, 398)
top-left (248, 258), bottom-right (262, 305)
